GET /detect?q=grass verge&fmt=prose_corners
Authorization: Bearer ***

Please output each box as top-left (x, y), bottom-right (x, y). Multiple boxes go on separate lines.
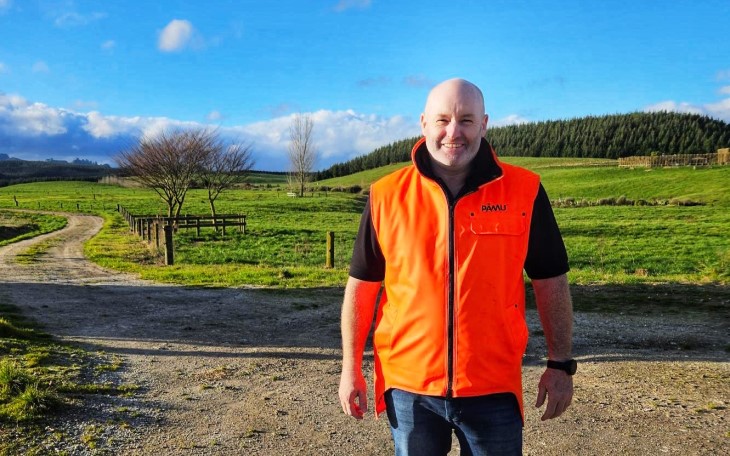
top-left (0, 297), bottom-right (140, 454)
top-left (0, 211), bottom-right (67, 247)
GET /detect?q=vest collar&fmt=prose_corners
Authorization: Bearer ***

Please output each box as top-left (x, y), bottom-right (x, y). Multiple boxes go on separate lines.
top-left (412, 137), bottom-right (504, 195)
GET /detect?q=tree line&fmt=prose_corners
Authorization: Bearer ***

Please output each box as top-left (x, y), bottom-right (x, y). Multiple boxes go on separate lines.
top-left (316, 112), bottom-right (730, 180)
top-left (0, 160), bottom-right (113, 188)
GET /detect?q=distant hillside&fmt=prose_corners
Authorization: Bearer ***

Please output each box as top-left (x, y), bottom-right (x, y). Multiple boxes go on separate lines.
top-left (316, 112), bottom-right (730, 180)
top-left (0, 159), bottom-right (115, 187)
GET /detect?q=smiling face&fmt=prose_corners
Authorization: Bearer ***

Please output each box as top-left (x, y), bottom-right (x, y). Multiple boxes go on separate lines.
top-left (420, 79), bottom-right (488, 172)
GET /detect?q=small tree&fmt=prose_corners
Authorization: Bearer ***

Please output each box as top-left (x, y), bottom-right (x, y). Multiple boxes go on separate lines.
top-left (287, 114), bottom-right (317, 197)
top-left (115, 129), bottom-right (210, 219)
top-left (198, 135), bottom-right (255, 218)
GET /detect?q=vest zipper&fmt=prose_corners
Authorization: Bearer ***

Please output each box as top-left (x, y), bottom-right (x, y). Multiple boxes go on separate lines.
top-left (445, 186), bottom-right (479, 398)
top-left (446, 197), bottom-right (456, 398)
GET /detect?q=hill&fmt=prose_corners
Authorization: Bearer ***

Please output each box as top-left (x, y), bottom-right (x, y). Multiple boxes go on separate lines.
top-left (316, 112), bottom-right (730, 180)
top-left (316, 156), bottom-right (729, 208)
top-left (0, 158), bottom-right (114, 187)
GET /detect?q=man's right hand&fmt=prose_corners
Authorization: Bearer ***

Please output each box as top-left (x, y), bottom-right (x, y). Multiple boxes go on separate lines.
top-left (339, 369), bottom-right (368, 419)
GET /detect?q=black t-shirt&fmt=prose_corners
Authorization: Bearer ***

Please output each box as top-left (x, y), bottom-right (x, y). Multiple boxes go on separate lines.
top-left (349, 140), bottom-right (570, 282)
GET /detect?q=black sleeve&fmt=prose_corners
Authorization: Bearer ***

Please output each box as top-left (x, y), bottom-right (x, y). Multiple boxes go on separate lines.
top-left (524, 184), bottom-right (570, 280)
top-left (348, 197), bottom-right (386, 282)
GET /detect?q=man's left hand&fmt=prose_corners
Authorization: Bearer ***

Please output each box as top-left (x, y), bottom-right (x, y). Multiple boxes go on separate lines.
top-left (535, 368), bottom-right (573, 421)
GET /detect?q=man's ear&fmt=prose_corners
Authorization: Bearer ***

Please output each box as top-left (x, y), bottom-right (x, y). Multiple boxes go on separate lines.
top-left (420, 113), bottom-right (427, 136)
top-left (482, 114), bottom-right (489, 137)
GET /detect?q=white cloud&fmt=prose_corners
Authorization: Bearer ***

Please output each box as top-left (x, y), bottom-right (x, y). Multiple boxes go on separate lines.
top-left (644, 100), bottom-right (709, 116)
top-left (1, 91), bottom-right (422, 170)
top-left (719, 86), bottom-right (730, 95)
top-left (32, 61), bottom-right (50, 73)
top-left (237, 109), bottom-right (420, 164)
top-left (491, 114), bottom-right (530, 127)
top-left (101, 40), bottom-right (116, 51)
top-left (0, 94), bottom-right (67, 136)
top-left (158, 19), bottom-right (195, 52)
top-left (334, 0), bottom-right (371, 12)
top-left (83, 111), bottom-right (120, 138)
top-left (704, 98), bottom-right (730, 121)
top-left (644, 98), bottom-right (730, 123)
top-left (206, 110), bottom-right (223, 122)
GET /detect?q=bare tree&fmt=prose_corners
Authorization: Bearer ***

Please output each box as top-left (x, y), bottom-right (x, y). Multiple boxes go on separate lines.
top-left (198, 135), bottom-right (255, 218)
top-left (115, 129), bottom-right (210, 219)
top-left (287, 114), bottom-right (317, 197)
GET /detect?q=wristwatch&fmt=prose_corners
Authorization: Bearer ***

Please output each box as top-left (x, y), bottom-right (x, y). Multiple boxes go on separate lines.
top-left (547, 359), bottom-right (577, 375)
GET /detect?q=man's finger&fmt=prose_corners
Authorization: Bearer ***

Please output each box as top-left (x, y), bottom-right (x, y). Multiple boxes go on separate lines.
top-left (357, 390), bottom-right (368, 415)
top-left (540, 396), bottom-right (558, 421)
top-left (535, 384), bottom-right (547, 408)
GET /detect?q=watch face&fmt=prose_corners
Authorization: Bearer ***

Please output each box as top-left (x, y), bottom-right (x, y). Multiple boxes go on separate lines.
top-left (566, 359), bottom-right (577, 375)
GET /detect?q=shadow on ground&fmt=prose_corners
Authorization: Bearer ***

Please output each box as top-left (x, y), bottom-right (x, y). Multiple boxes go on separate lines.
top-left (1, 281), bottom-right (727, 365)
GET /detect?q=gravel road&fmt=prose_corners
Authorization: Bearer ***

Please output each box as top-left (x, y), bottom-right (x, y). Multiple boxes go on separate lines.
top-left (0, 214), bottom-right (727, 455)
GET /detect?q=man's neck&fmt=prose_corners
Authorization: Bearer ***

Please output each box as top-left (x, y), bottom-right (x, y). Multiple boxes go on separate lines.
top-left (430, 160), bottom-right (470, 198)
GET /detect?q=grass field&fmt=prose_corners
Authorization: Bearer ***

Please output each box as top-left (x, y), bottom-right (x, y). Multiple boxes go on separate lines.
top-left (0, 211), bottom-right (67, 247)
top-left (0, 159), bottom-right (728, 287)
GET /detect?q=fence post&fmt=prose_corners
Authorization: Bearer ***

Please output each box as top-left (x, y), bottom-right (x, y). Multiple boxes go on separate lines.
top-left (326, 231), bottom-right (335, 268)
top-left (164, 224), bottom-right (174, 265)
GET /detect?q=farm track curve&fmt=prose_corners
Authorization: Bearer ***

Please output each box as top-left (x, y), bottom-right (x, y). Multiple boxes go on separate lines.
top-left (0, 213), bottom-right (728, 455)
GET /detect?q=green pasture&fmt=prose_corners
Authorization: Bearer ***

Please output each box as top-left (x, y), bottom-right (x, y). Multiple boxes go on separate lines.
top-left (0, 211), bottom-right (67, 247)
top-left (0, 160), bottom-right (728, 287)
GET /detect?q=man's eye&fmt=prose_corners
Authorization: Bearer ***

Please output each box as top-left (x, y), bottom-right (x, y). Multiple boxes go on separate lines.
top-left (462, 119), bottom-right (473, 124)
top-left (436, 119), bottom-right (449, 125)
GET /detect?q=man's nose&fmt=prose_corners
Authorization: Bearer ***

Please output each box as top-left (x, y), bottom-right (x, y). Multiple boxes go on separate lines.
top-left (445, 120), bottom-right (460, 137)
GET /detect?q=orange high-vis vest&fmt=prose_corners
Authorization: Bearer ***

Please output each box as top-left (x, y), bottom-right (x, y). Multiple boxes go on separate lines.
top-left (369, 138), bottom-right (541, 417)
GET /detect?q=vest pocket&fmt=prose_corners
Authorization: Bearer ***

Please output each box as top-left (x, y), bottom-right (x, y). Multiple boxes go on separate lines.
top-left (469, 215), bottom-right (526, 235)
top-left (505, 302), bottom-right (529, 355)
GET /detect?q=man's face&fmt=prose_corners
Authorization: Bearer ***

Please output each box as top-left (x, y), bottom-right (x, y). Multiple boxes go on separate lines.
top-left (420, 82), bottom-right (488, 171)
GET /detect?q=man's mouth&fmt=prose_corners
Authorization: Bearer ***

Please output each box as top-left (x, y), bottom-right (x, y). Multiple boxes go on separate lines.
top-left (442, 142), bottom-right (464, 150)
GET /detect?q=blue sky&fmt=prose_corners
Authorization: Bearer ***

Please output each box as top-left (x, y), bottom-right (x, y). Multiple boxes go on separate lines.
top-left (1, 0), bottom-right (729, 170)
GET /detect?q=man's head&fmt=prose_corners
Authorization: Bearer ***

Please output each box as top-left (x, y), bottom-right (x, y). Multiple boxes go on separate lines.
top-left (420, 78), bottom-right (488, 172)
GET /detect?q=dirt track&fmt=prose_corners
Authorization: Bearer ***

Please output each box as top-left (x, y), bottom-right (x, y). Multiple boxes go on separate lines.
top-left (0, 214), bottom-right (728, 455)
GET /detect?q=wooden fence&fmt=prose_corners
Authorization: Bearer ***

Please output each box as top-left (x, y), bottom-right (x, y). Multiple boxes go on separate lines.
top-left (618, 151), bottom-right (728, 168)
top-left (118, 206), bottom-right (247, 265)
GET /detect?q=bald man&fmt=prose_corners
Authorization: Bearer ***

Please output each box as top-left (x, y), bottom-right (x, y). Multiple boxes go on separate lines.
top-left (339, 79), bottom-right (575, 455)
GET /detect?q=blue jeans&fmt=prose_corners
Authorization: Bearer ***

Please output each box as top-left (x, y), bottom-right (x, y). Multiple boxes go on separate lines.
top-left (384, 389), bottom-right (522, 456)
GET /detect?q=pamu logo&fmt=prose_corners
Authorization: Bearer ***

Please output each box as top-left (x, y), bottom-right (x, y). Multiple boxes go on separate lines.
top-left (481, 203), bottom-right (507, 212)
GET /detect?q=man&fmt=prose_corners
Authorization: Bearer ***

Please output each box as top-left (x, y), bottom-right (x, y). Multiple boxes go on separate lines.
top-left (339, 78), bottom-right (575, 455)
